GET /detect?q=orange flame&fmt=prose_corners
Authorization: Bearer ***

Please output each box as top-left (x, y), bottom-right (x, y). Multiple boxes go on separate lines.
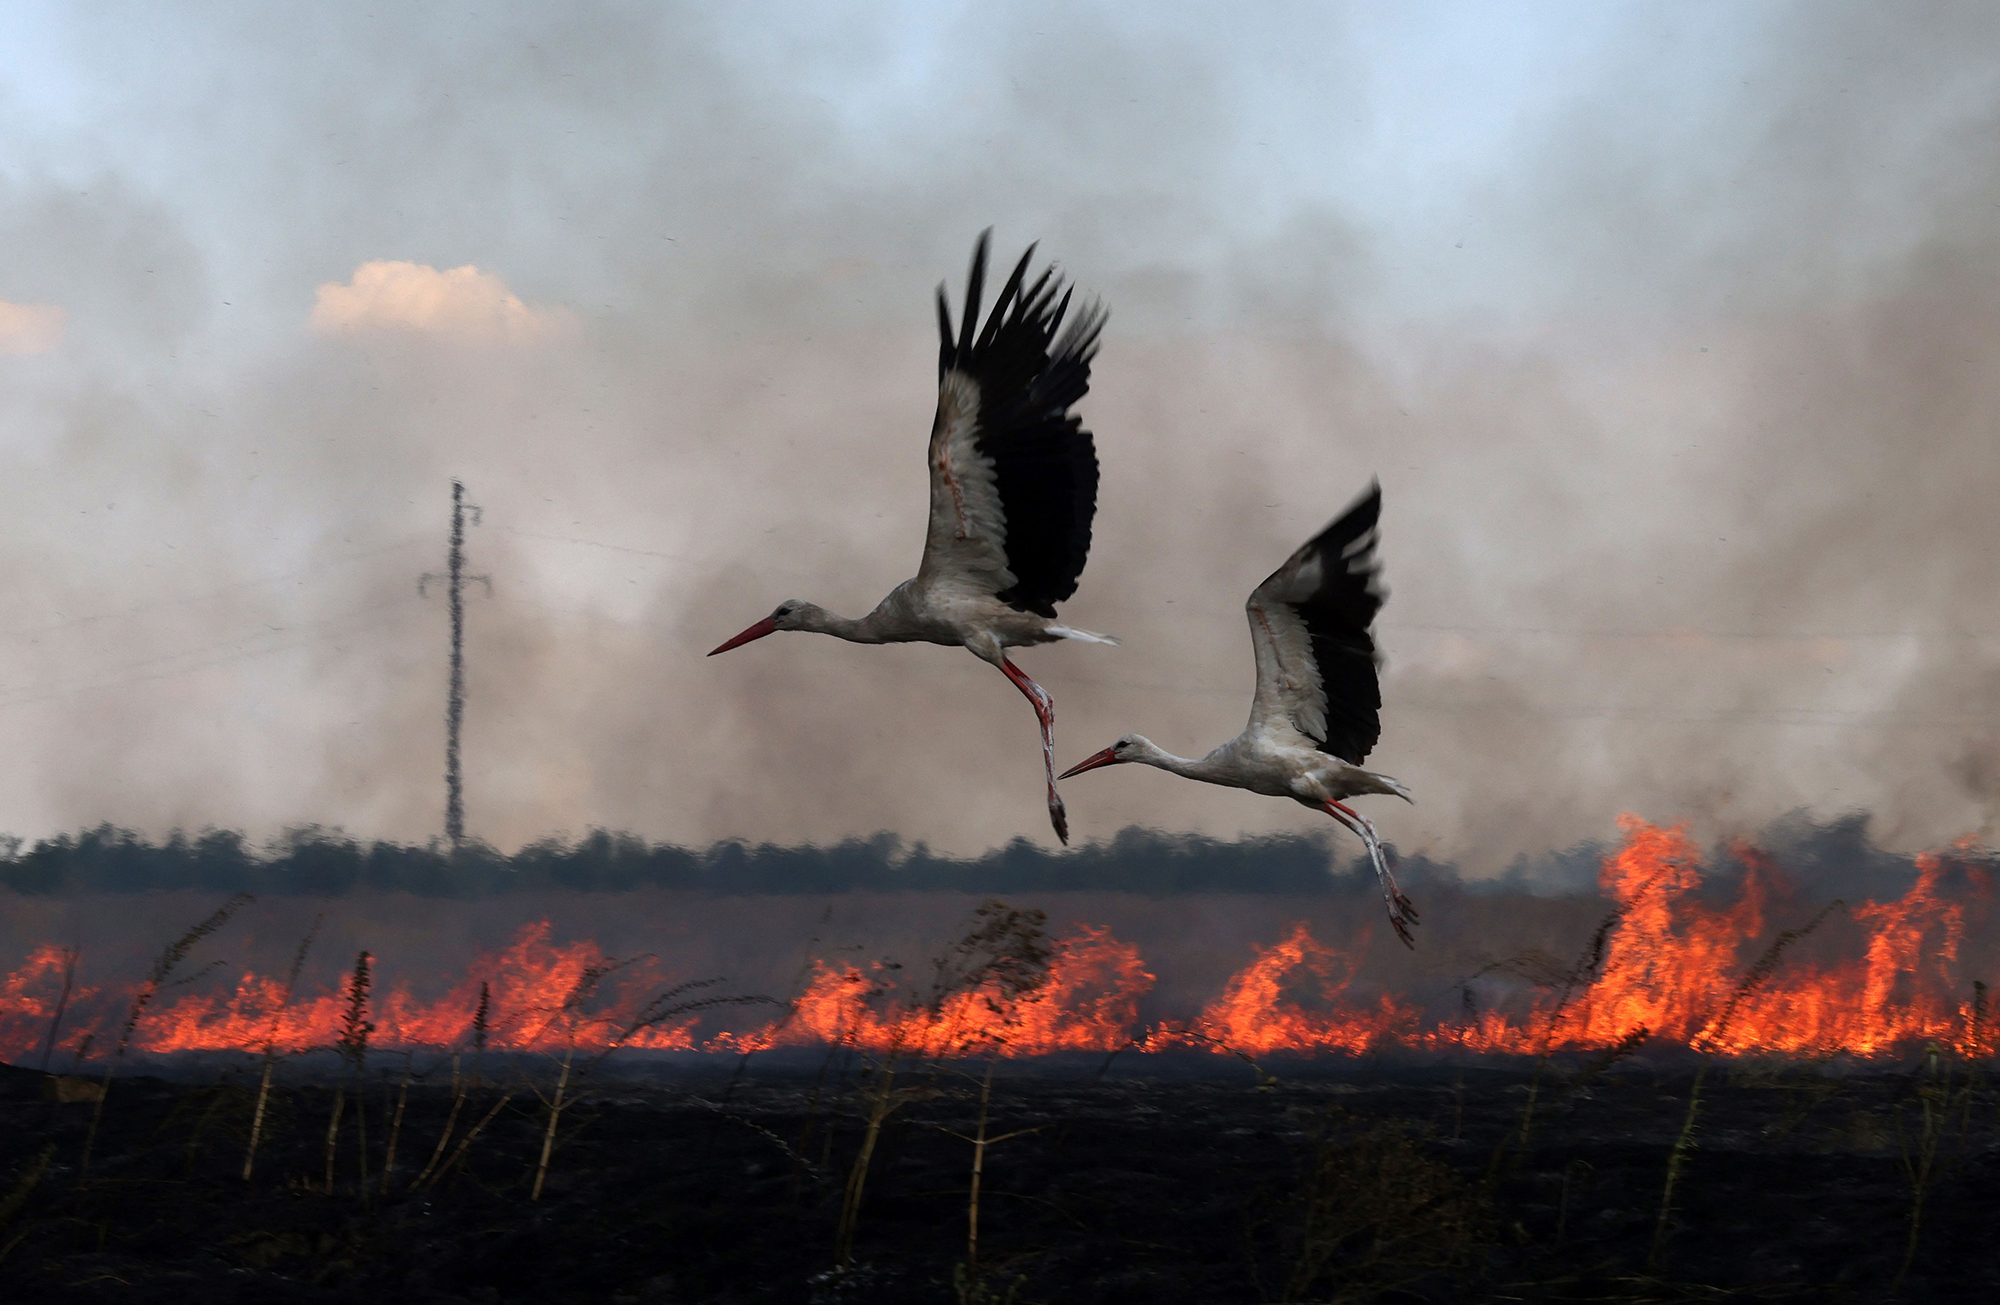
top-left (1, 819), bottom-right (1990, 1065)
top-left (1145, 922), bottom-right (1417, 1056)
top-left (719, 925), bottom-right (1154, 1057)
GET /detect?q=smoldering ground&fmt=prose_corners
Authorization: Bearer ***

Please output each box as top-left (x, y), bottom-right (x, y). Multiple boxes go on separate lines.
top-left (2, 4), bottom-right (2000, 874)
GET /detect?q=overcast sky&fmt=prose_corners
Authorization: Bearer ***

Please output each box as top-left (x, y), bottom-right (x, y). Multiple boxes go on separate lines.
top-left (1, 1), bottom-right (1998, 872)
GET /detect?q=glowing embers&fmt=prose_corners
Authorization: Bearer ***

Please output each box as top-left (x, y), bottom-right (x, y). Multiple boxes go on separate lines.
top-left (0, 818), bottom-right (1991, 1064)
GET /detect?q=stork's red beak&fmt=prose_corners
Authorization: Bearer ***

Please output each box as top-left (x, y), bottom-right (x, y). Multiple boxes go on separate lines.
top-left (708, 617), bottom-right (778, 656)
top-left (1058, 747), bottom-right (1122, 780)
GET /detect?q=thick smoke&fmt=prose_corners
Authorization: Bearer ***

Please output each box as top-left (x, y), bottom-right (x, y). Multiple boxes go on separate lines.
top-left (0, 3), bottom-right (1998, 873)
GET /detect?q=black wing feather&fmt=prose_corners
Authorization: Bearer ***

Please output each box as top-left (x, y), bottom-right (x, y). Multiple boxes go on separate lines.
top-left (935, 231), bottom-right (1108, 616)
top-left (1289, 482), bottom-right (1386, 764)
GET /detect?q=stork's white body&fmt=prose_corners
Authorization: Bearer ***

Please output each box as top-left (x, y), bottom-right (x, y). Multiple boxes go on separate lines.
top-left (1060, 481), bottom-right (1420, 945)
top-left (1138, 735), bottom-right (1411, 808)
top-left (710, 234), bottom-right (1111, 841)
top-left (780, 576), bottom-right (1111, 663)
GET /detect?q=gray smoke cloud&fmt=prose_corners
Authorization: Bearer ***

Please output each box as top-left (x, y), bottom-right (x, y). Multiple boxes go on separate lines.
top-left (1, 1), bottom-right (1998, 873)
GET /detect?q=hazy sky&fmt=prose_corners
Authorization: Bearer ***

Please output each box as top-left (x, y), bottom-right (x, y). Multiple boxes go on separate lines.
top-left (2, 1), bottom-right (1999, 872)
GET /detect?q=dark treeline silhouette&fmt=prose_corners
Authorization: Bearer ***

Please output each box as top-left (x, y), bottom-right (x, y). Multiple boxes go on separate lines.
top-left (0, 810), bottom-right (1957, 899)
top-left (0, 824), bottom-right (1410, 897)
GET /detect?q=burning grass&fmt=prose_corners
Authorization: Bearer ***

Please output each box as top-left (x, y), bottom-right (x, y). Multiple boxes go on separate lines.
top-left (0, 818), bottom-right (1992, 1070)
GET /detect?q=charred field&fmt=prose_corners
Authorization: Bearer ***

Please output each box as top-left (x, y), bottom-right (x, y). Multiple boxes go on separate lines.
top-left (1, 1050), bottom-right (1997, 1305)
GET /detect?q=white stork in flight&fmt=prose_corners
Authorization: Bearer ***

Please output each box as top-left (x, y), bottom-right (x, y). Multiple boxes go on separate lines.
top-left (709, 232), bottom-right (1112, 843)
top-left (1058, 482), bottom-right (1420, 945)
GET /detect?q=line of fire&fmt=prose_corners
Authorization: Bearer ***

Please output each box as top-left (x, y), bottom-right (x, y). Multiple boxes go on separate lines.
top-left (5, 818), bottom-right (1989, 1067)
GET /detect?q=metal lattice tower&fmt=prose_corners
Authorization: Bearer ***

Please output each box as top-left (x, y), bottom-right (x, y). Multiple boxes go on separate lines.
top-left (420, 480), bottom-right (488, 850)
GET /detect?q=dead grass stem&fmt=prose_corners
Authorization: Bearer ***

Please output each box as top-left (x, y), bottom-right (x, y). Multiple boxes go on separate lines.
top-left (81, 893), bottom-right (250, 1184)
top-left (243, 914), bottom-right (320, 1182)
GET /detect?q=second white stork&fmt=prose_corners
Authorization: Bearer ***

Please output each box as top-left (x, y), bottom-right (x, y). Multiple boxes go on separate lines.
top-left (709, 232), bottom-right (1113, 843)
top-left (1057, 481), bottom-right (1421, 945)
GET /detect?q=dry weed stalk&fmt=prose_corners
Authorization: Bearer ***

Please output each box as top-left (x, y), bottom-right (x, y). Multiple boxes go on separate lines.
top-left (1649, 900), bottom-right (1839, 1270)
top-left (413, 1053), bottom-right (465, 1188)
top-left (80, 893), bottom-right (250, 1183)
top-left (835, 901), bottom-right (1051, 1274)
top-left (522, 965), bottom-right (767, 1201)
top-left (416, 1090), bottom-right (515, 1190)
top-left (35, 945), bottom-right (78, 1073)
top-left (414, 983), bottom-right (489, 1189)
top-left (471, 980), bottom-right (490, 1087)
top-left (324, 950), bottom-right (374, 1195)
top-left (834, 1041), bottom-right (909, 1268)
top-left (939, 906), bottom-right (1055, 1279)
top-left (243, 914), bottom-right (320, 1181)
top-left (380, 1051), bottom-right (415, 1193)
top-left (522, 960), bottom-right (629, 1202)
top-left (1893, 980), bottom-right (1989, 1286)
top-left (1483, 906), bottom-right (1626, 1185)
top-left (938, 1058), bottom-right (1044, 1279)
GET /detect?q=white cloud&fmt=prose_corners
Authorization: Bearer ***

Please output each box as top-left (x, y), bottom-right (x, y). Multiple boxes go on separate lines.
top-left (0, 300), bottom-right (65, 354)
top-left (309, 260), bottom-right (573, 343)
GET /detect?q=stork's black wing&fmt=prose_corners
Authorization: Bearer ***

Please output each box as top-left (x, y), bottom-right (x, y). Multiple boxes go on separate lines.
top-left (920, 231), bottom-right (1107, 616)
top-left (1244, 481), bottom-right (1386, 765)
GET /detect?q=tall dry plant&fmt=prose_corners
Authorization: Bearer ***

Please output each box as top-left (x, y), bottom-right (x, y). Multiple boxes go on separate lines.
top-left (80, 893), bottom-right (251, 1183)
top-left (524, 966), bottom-right (769, 1201)
top-left (1893, 980), bottom-right (1990, 1287)
top-left (416, 1090), bottom-right (515, 1191)
top-left (323, 950), bottom-right (374, 1195)
top-left (1648, 899), bottom-right (1840, 1270)
top-left (379, 1050), bottom-right (415, 1194)
top-left (1482, 905), bottom-right (1627, 1186)
top-left (471, 980), bottom-right (490, 1086)
top-left (414, 982), bottom-right (490, 1188)
top-left (243, 914), bottom-right (321, 1181)
top-left (835, 901), bottom-right (1051, 1273)
top-left (522, 959), bottom-right (630, 1202)
top-left (35, 946), bottom-right (78, 1073)
top-left (938, 1060), bottom-right (1045, 1283)
top-left (934, 907), bottom-right (1055, 1284)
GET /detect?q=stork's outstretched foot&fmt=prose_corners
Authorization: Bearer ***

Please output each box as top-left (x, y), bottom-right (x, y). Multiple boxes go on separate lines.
top-left (1326, 799), bottom-right (1418, 949)
top-left (1002, 658), bottom-right (1069, 845)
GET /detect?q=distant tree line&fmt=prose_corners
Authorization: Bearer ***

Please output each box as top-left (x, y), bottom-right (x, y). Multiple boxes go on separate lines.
top-left (0, 823), bottom-right (1457, 897)
top-left (0, 810), bottom-right (1952, 899)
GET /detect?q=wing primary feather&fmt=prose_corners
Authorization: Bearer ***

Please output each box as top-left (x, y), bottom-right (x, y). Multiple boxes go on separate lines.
top-left (979, 245), bottom-right (1036, 351)
top-left (1017, 268), bottom-right (1056, 325)
top-left (935, 285), bottom-right (954, 379)
top-left (957, 229), bottom-right (990, 358)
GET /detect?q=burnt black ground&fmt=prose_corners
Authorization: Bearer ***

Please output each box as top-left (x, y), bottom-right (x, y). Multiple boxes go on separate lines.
top-left (0, 1053), bottom-right (1995, 1304)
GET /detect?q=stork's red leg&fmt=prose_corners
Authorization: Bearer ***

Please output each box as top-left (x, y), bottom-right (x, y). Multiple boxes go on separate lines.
top-left (1000, 659), bottom-right (1068, 844)
top-left (1325, 799), bottom-right (1418, 948)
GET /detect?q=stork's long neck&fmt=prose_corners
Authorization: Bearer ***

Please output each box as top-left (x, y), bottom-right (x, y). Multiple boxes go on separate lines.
top-left (1130, 737), bottom-right (1231, 784)
top-left (796, 601), bottom-right (895, 644)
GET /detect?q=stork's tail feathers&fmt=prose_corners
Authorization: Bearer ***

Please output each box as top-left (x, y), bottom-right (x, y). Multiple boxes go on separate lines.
top-left (1362, 770), bottom-right (1415, 804)
top-left (1046, 624), bottom-right (1119, 646)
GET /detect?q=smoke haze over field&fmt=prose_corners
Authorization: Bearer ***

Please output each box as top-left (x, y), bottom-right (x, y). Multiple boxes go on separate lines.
top-left (3, 3), bottom-right (2000, 871)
